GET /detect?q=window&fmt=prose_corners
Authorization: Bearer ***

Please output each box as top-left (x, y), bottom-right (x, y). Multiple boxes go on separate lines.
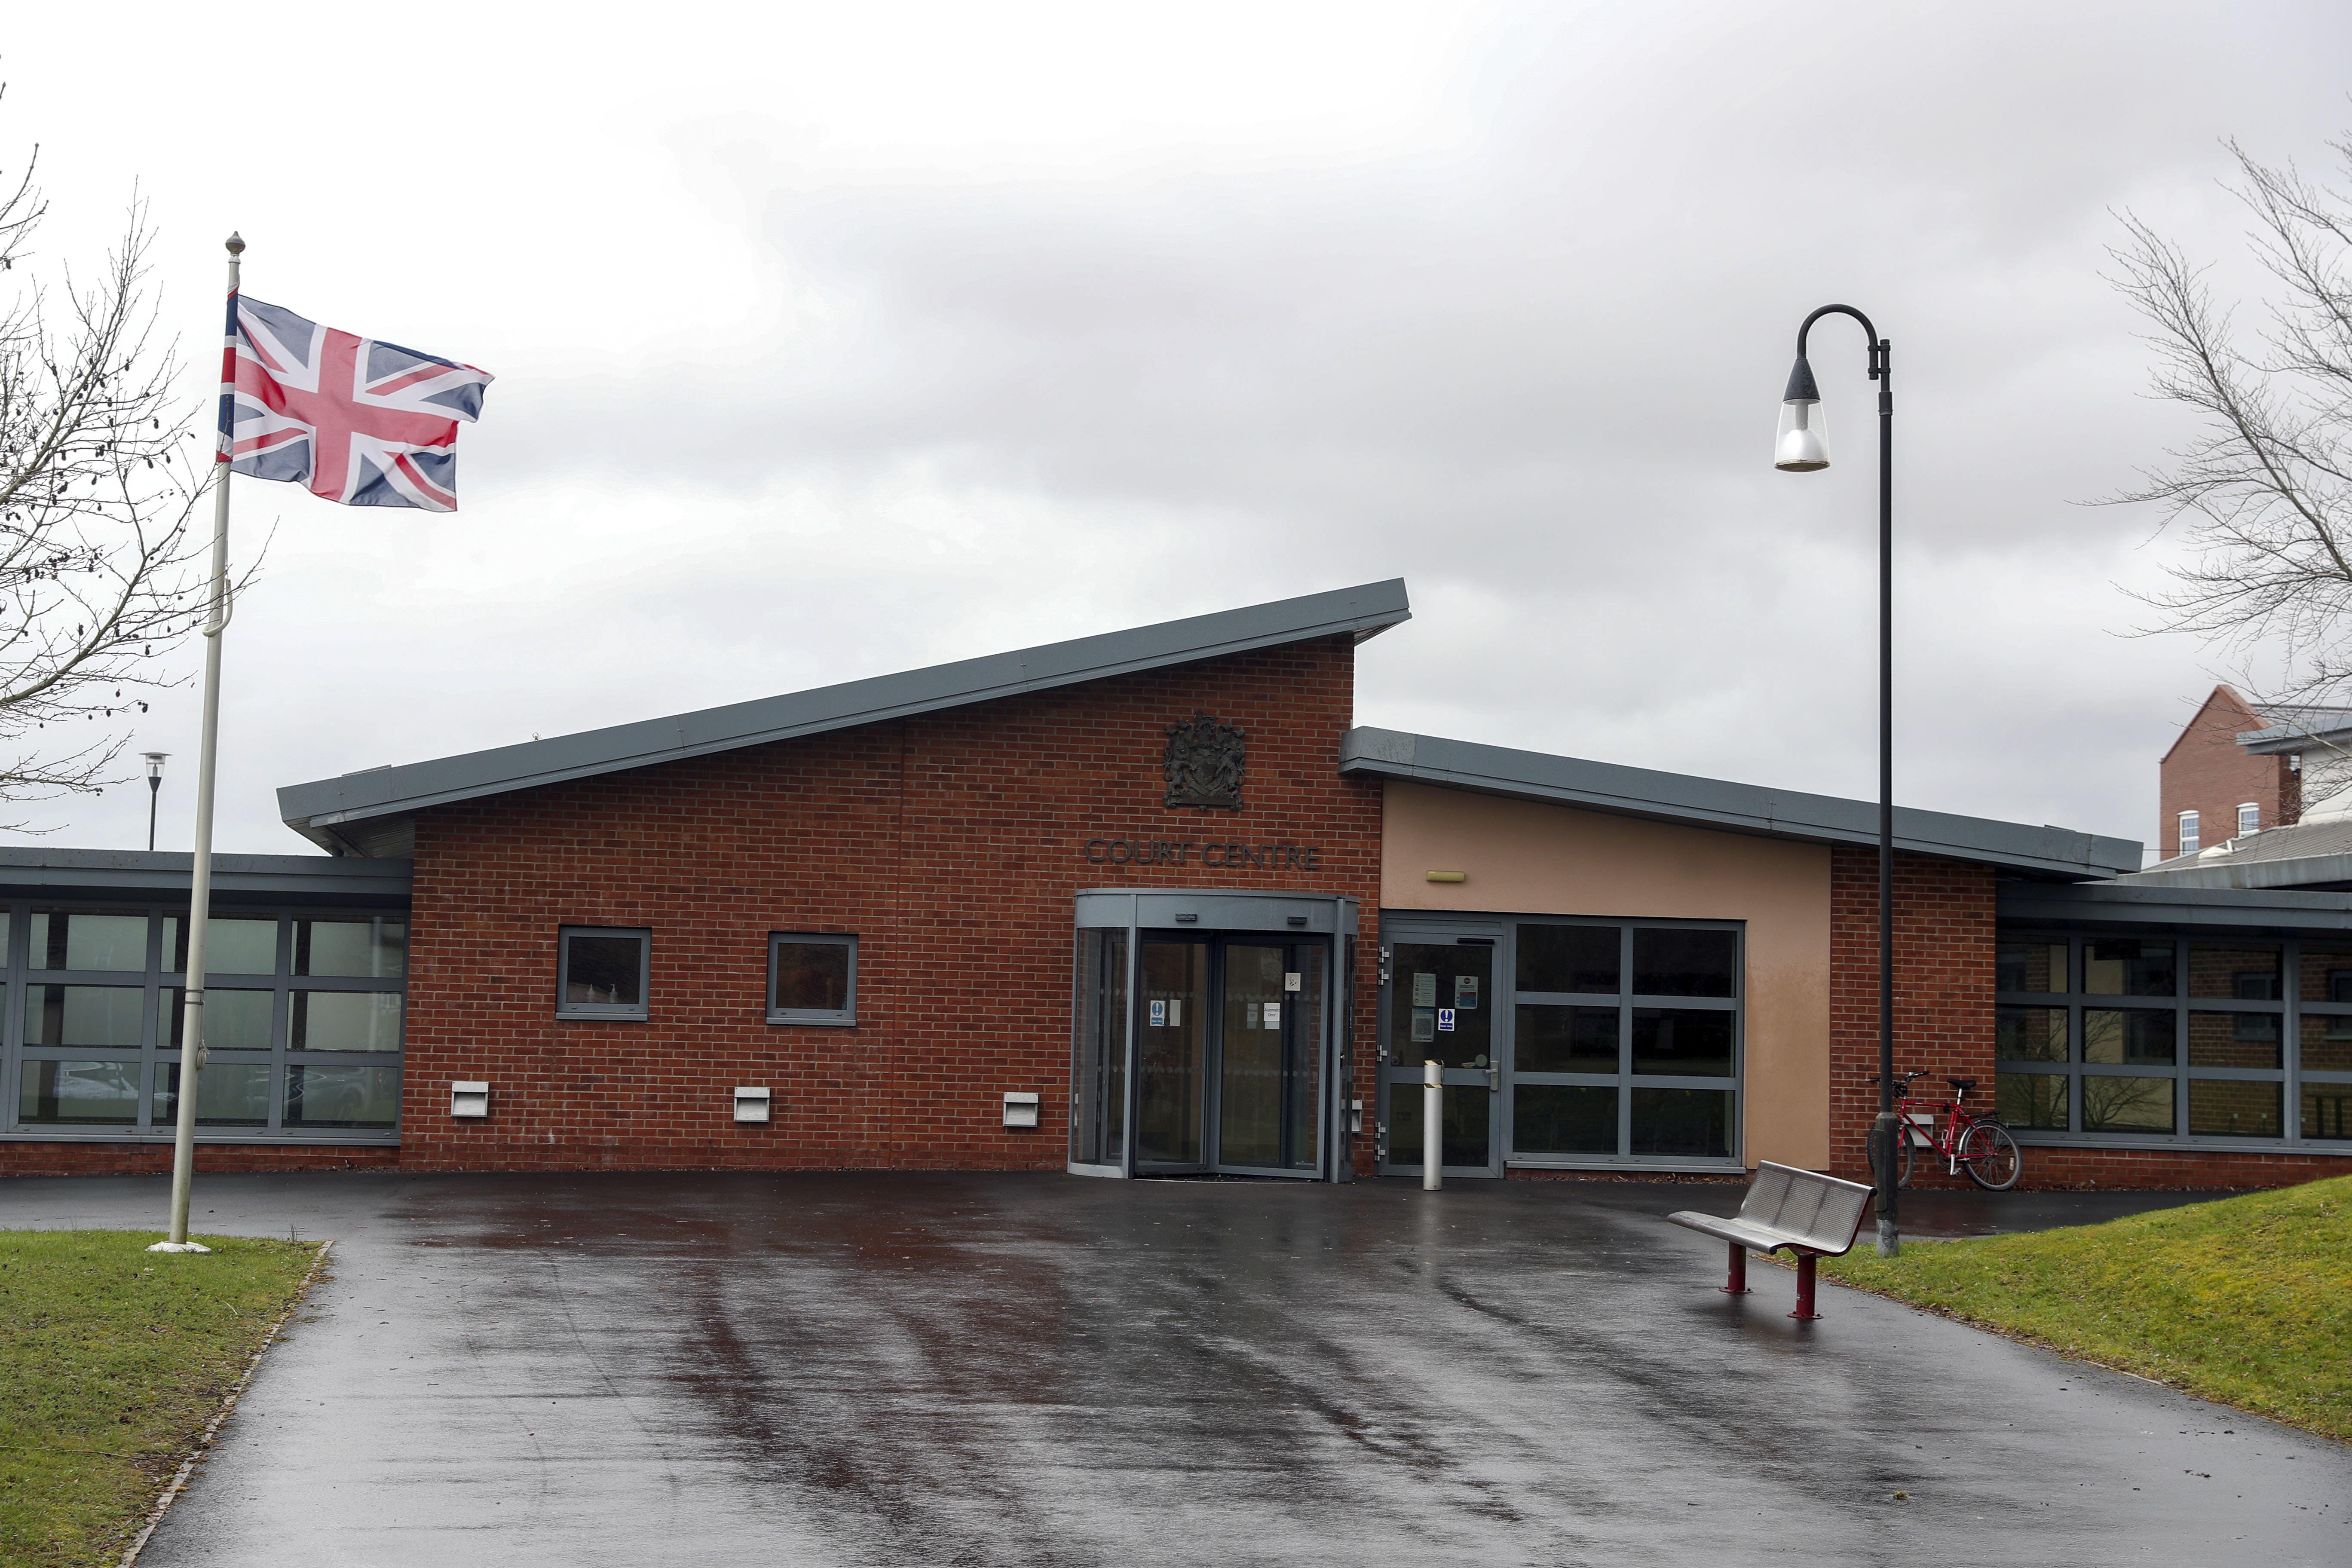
top-left (557, 928), bottom-right (649, 1019)
top-left (767, 934), bottom-right (857, 1025)
top-left (3, 903), bottom-right (404, 1139)
top-left (2238, 802), bottom-right (2261, 837)
top-left (1997, 933), bottom-right (2352, 1150)
top-left (1509, 919), bottom-right (1740, 1163)
top-left (2177, 810), bottom-right (2199, 855)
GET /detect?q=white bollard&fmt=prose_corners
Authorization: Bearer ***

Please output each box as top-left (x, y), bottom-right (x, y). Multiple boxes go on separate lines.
top-left (1423, 1059), bottom-right (1442, 1191)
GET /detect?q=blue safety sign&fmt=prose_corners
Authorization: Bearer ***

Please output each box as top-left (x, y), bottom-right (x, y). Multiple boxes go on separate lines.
top-left (1437, 1007), bottom-right (1457, 1032)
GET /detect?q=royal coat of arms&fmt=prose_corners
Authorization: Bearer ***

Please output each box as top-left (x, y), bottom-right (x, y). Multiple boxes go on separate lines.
top-left (1163, 713), bottom-right (1246, 811)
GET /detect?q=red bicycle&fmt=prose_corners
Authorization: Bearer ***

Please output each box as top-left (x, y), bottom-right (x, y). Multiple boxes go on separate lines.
top-left (1865, 1071), bottom-right (2022, 1191)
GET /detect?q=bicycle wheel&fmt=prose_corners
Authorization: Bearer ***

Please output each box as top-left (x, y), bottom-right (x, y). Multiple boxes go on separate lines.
top-left (1865, 1123), bottom-right (1915, 1188)
top-left (1959, 1120), bottom-right (2021, 1191)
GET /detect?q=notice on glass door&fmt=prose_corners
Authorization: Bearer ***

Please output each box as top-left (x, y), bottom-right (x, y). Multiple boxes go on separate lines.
top-left (1263, 1002), bottom-right (1280, 1029)
top-left (1412, 972), bottom-right (1437, 1007)
top-left (1455, 974), bottom-right (1479, 1009)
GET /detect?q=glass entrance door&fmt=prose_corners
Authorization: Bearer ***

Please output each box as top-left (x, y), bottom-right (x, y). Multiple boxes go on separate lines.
top-left (1217, 941), bottom-right (1323, 1173)
top-left (1131, 934), bottom-right (1327, 1176)
top-left (1137, 938), bottom-right (1211, 1166)
top-left (1380, 936), bottom-right (1502, 1177)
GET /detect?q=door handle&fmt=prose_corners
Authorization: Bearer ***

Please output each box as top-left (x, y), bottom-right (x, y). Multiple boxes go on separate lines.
top-left (1486, 1062), bottom-right (1500, 1092)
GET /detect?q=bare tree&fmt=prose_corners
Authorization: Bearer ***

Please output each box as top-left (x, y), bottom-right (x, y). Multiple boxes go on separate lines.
top-left (2108, 134), bottom-right (2352, 796)
top-left (0, 110), bottom-right (215, 813)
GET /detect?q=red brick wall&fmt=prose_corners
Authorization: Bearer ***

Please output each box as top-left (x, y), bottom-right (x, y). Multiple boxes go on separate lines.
top-left (2159, 686), bottom-right (2296, 857)
top-left (0, 1143), bottom-right (398, 1177)
top-left (395, 635), bottom-right (1384, 1174)
top-left (1828, 847), bottom-right (1999, 1188)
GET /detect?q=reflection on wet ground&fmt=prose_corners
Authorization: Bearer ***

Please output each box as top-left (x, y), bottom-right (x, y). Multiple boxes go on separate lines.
top-left (3, 1171), bottom-right (2339, 1567)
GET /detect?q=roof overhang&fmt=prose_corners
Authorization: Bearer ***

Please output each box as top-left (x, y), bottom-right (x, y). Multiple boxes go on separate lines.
top-left (2109, 851), bottom-right (2352, 893)
top-left (279, 579), bottom-right (1412, 852)
top-left (0, 848), bottom-right (411, 906)
top-left (1339, 728), bottom-right (2142, 880)
top-left (1998, 878), bottom-right (2352, 935)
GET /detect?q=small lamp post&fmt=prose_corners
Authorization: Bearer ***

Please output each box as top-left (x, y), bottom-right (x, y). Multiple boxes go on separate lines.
top-left (1775, 303), bottom-right (1901, 1258)
top-left (143, 752), bottom-right (168, 853)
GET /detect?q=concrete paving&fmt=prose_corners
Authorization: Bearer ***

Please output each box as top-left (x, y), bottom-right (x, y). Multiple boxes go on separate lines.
top-left (4, 1171), bottom-right (2339, 1567)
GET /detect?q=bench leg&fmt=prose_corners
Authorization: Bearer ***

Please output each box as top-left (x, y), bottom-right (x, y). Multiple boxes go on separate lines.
top-left (1788, 1253), bottom-right (1820, 1321)
top-left (1721, 1243), bottom-right (1750, 1295)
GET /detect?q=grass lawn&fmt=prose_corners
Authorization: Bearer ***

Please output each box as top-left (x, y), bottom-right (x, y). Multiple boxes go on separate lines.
top-left (1819, 1175), bottom-right (2352, 1442)
top-left (0, 1231), bottom-right (323, 1567)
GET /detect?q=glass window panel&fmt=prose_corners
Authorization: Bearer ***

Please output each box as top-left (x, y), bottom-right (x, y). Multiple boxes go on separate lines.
top-left (19, 1060), bottom-right (141, 1124)
top-left (1513, 1085), bottom-right (1617, 1155)
top-left (291, 992), bottom-right (403, 1052)
top-left (2083, 939), bottom-right (2175, 997)
top-left (1629, 1087), bottom-right (1731, 1157)
top-left (283, 1063), bottom-right (400, 1130)
top-left (2302, 1086), bottom-right (2352, 1140)
top-left (1631, 929), bottom-right (1736, 998)
top-left (1996, 1006), bottom-right (2068, 1062)
top-left (1393, 943), bottom-right (1492, 1069)
top-left (562, 933), bottom-right (643, 1008)
top-left (2297, 944), bottom-right (2352, 1004)
top-left (2083, 1008), bottom-right (2175, 1065)
top-left (1996, 940), bottom-right (2068, 994)
top-left (166, 988), bottom-right (275, 1051)
top-left (2297, 1013), bottom-right (2352, 1074)
top-left (1630, 1008), bottom-right (1734, 1077)
top-left (24, 985), bottom-right (144, 1048)
top-left (2187, 1079), bottom-right (2282, 1139)
top-left (2188, 943), bottom-right (2280, 1000)
top-left (771, 940), bottom-right (851, 1013)
top-left (1386, 1081), bottom-right (1491, 1167)
top-left (297, 919), bottom-right (407, 978)
top-left (2187, 1010), bottom-right (2279, 1069)
top-left (166, 916), bottom-right (279, 975)
top-left (1513, 1004), bottom-right (1618, 1072)
top-left (1996, 1072), bottom-right (2068, 1130)
top-left (1516, 925), bottom-right (1618, 994)
top-left (153, 1062), bottom-right (271, 1127)
top-left (2082, 1075), bottom-right (2175, 1133)
top-left (31, 911), bottom-right (149, 972)
top-left (1072, 929), bottom-right (1127, 1167)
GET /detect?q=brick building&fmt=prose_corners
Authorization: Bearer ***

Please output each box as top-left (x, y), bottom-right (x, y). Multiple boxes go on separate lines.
top-left (2154, 684), bottom-right (2352, 857)
top-left (1, 581), bottom-right (2347, 1188)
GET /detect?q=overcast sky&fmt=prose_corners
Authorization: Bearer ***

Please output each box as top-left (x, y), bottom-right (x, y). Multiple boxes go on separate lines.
top-left (8, 0), bottom-right (2352, 858)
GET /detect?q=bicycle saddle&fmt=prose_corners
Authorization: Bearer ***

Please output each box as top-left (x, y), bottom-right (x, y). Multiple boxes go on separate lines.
top-left (1945, 1077), bottom-right (1978, 1093)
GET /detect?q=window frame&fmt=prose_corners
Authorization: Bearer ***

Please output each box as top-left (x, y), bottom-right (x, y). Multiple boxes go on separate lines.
top-left (555, 926), bottom-right (652, 1021)
top-left (766, 933), bottom-right (858, 1026)
top-left (1995, 931), bottom-right (2352, 1154)
top-left (2237, 802), bottom-right (2261, 837)
top-left (2177, 810), bottom-right (2200, 855)
top-left (1, 902), bottom-right (405, 1145)
top-left (1450, 915), bottom-right (1745, 1173)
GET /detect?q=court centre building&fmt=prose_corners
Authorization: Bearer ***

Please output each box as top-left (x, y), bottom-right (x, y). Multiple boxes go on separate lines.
top-left (2, 580), bottom-right (2348, 1190)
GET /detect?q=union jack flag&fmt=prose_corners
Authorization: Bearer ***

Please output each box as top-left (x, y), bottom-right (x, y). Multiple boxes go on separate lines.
top-left (218, 294), bottom-right (493, 511)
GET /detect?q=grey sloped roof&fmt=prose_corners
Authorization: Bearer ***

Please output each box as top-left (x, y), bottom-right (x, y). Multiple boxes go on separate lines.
top-left (279, 579), bottom-right (1412, 852)
top-left (1999, 878), bottom-right (2352, 933)
top-left (1338, 728), bottom-right (2141, 880)
top-left (2236, 702), bottom-right (2352, 752)
top-left (2120, 814), bottom-right (2352, 891)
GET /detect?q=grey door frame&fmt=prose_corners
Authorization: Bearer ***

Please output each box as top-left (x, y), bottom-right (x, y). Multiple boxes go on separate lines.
top-left (1377, 917), bottom-right (1507, 1178)
top-left (1071, 888), bottom-right (1358, 1182)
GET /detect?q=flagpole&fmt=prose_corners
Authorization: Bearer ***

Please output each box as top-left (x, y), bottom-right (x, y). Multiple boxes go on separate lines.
top-left (154, 232), bottom-right (243, 1254)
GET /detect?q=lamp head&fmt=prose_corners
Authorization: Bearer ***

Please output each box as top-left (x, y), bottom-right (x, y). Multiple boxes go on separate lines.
top-left (1774, 354), bottom-right (1829, 472)
top-left (142, 751), bottom-right (168, 782)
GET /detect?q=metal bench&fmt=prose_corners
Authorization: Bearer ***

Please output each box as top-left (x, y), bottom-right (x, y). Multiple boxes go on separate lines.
top-left (1667, 1161), bottom-right (1873, 1321)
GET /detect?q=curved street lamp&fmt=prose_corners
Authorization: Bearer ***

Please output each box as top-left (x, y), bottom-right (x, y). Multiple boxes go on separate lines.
top-left (1776, 303), bottom-right (1901, 1258)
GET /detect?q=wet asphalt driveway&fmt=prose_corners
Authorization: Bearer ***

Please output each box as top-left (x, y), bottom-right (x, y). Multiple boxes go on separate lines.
top-left (5, 1171), bottom-right (2341, 1567)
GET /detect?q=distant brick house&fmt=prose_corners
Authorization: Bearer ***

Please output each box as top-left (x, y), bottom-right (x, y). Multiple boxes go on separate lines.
top-left (2155, 686), bottom-right (2351, 857)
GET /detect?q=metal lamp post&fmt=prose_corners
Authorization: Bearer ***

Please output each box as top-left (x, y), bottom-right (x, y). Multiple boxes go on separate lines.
top-left (143, 752), bottom-right (168, 852)
top-left (1775, 303), bottom-right (1901, 1258)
